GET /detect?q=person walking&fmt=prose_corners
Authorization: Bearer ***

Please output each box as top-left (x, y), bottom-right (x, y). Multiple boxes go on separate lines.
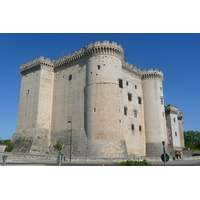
top-left (179, 151), bottom-right (182, 160)
top-left (175, 151), bottom-right (179, 160)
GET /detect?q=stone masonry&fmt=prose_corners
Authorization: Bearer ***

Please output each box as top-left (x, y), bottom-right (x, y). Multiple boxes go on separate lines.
top-left (12, 40), bottom-right (185, 157)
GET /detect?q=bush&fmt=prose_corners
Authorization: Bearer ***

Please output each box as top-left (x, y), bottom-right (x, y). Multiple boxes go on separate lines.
top-left (54, 141), bottom-right (63, 153)
top-left (116, 160), bottom-right (152, 166)
top-left (4, 141), bottom-right (14, 152)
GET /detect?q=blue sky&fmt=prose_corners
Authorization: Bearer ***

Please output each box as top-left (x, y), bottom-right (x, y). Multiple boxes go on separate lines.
top-left (0, 33), bottom-right (200, 139)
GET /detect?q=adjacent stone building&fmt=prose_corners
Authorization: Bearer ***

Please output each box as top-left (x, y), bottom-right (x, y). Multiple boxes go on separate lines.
top-left (12, 40), bottom-right (185, 157)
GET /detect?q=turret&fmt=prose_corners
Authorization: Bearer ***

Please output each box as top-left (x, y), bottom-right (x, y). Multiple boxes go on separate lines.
top-left (142, 69), bottom-right (168, 156)
top-left (84, 41), bottom-right (127, 157)
top-left (165, 105), bottom-right (184, 150)
top-left (12, 56), bottom-right (54, 153)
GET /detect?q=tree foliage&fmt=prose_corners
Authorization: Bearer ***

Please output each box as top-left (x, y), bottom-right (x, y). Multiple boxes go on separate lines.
top-left (0, 139), bottom-right (14, 152)
top-left (54, 141), bottom-right (63, 153)
top-left (184, 131), bottom-right (200, 150)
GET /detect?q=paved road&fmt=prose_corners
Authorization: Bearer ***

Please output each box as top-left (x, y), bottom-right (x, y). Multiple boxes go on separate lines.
top-left (1, 157), bottom-right (200, 166)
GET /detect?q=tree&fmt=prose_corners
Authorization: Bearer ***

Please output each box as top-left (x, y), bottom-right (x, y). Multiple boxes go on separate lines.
top-left (54, 141), bottom-right (63, 154)
top-left (184, 131), bottom-right (200, 150)
top-left (0, 139), bottom-right (14, 152)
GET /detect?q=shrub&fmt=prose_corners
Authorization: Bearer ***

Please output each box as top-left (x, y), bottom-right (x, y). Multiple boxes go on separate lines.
top-left (116, 160), bottom-right (152, 166)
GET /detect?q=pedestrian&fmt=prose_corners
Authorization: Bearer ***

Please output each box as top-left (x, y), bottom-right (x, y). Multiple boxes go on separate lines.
top-left (179, 151), bottom-right (182, 160)
top-left (175, 151), bottom-right (179, 160)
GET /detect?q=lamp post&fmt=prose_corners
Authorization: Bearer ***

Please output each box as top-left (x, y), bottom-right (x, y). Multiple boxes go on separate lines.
top-left (162, 141), bottom-right (166, 166)
top-left (68, 116), bottom-right (72, 162)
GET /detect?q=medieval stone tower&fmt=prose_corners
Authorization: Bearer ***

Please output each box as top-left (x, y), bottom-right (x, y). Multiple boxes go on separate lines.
top-left (12, 40), bottom-right (185, 157)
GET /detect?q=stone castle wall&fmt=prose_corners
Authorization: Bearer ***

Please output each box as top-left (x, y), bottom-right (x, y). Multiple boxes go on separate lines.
top-left (12, 40), bottom-right (184, 158)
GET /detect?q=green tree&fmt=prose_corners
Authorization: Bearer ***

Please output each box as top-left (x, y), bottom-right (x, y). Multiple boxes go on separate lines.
top-left (184, 131), bottom-right (200, 150)
top-left (54, 141), bottom-right (63, 154)
top-left (0, 139), bottom-right (14, 152)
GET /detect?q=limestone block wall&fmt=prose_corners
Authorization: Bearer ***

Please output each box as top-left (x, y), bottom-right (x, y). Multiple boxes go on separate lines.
top-left (121, 66), bottom-right (146, 157)
top-left (165, 105), bottom-right (183, 150)
top-left (51, 62), bottom-right (87, 157)
top-left (142, 69), bottom-right (168, 156)
top-left (12, 40), bottom-right (185, 158)
top-left (85, 53), bottom-right (127, 157)
top-left (13, 57), bottom-right (54, 153)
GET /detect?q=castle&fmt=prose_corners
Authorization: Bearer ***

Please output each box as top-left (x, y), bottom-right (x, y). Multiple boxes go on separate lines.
top-left (12, 40), bottom-right (185, 157)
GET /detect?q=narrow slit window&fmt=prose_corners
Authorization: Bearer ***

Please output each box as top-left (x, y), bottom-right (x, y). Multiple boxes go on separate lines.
top-left (160, 96), bottom-right (164, 104)
top-left (138, 97), bottom-right (142, 104)
top-left (128, 93), bottom-right (132, 101)
top-left (131, 124), bottom-right (134, 131)
top-left (139, 125), bottom-right (142, 131)
top-left (119, 78), bottom-right (123, 88)
top-left (94, 108), bottom-right (96, 112)
top-left (124, 106), bottom-right (127, 116)
top-left (98, 65), bottom-right (100, 70)
top-left (69, 75), bottom-right (72, 80)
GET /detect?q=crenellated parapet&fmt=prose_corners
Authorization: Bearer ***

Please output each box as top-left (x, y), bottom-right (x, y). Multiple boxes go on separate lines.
top-left (54, 40), bottom-right (124, 71)
top-left (20, 56), bottom-right (54, 75)
top-left (165, 104), bottom-right (179, 115)
top-left (122, 61), bottom-right (142, 78)
top-left (177, 112), bottom-right (184, 121)
top-left (141, 69), bottom-right (164, 81)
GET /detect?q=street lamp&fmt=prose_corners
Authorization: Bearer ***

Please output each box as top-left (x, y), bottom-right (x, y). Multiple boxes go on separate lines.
top-left (162, 141), bottom-right (166, 166)
top-left (67, 116), bottom-right (72, 162)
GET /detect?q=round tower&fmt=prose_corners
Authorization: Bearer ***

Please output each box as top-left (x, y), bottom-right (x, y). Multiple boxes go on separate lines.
top-left (142, 69), bottom-right (168, 156)
top-left (84, 41), bottom-right (127, 157)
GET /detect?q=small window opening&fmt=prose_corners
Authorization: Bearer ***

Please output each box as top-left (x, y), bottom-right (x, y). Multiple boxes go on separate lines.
top-left (160, 97), bottom-right (164, 104)
top-left (175, 132), bottom-right (177, 136)
top-left (134, 110), bottom-right (138, 118)
top-left (119, 78), bottom-right (123, 88)
top-left (69, 75), bottom-right (72, 80)
top-left (27, 90), bottom-right (29, 95)
top-left (138, 97), bottom-right (142, 104)
top-left (139, 125), bottom-right (142, 131)
top-left (135, 85), bottom-right (137, 89)
top-left (174, 118), bottom-right (176, 122)
top-left (124, 106), bottom-right (127, 116)
top-left (94, 108), bottom-right (96, 112)
top-left (98, 65), bottom-right (100, 70)
top-left (126, 81), bottom-right (129, 86)
top-left (131, 124), bottom-right (134, 131)
top-left (119, 120), bottom-right (121, 123)
top-left (128, 93), bottom-right (132, 101)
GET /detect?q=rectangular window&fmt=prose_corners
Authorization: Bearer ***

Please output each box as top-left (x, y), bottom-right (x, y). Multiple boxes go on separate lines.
top-left (139, 125), bottom-right (142, 131)
top-left (160, 96), bottom-right (164, 104)
top-left (124, 106), bottom-right (127, 116)
top-left (128, 93), bottom-right (132, 101)
top-left (131, 124), bottom-right (134, 131)
top-left (138, 97), bottom-right (142, 104)
top-left (126, 81), bottom-right (129, 86)
top-left (119, 78), bottom-right (123, 88)
top-left (175, 132), bottom-right (177, 136)
top-left (135, 85), bottom-right (137, 89)
top-left (133, 110), bottom-right (138, 118)
top-left (98, 65), bottom-right (100, 70)
top-left (174, 118), bottom-right (176, 122)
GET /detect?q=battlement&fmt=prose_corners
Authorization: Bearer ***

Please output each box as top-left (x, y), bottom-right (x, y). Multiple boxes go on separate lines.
top-left (141, 69), bottom-right (164, 81)
top-left (165, 104), bottom-right (179, 114)
top-left (20, 56), bottom-right (54, 74)
top-left (85, 40), bottom-right (124, 52)
top-left (122, 61), bottom-right (142, 77)
top-left (54, 40), bottom-right (124, 70)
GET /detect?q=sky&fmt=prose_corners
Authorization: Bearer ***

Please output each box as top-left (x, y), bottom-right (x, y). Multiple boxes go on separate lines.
top-left (0, 33), bottom-right (200, 140)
